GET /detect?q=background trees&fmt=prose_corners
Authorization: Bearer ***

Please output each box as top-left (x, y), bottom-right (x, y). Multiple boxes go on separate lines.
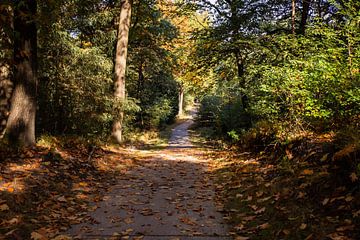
top-left (0, 0), bottom-right (358, 147)
top-left (195, 0), bottom-right (359, 141)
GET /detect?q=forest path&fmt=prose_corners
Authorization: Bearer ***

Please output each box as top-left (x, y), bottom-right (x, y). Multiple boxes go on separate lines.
top-left (65, 109), bottom-right (230, 239)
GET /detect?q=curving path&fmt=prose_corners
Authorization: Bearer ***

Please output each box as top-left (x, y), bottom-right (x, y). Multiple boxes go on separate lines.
top-left (66, 110), bottom-right (229, 239)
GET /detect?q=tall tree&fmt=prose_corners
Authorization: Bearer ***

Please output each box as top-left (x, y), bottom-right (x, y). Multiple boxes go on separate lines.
top-left (6, 0), bottom-right (37, 146)
top-left (113, 0), bottom-right (132, 143)
top-left (292, 0), bottom-right (296, 34)
top-left (300, 0), bottom-right (311, 34)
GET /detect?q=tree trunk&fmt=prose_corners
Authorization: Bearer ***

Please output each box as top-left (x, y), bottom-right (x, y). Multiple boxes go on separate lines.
top-left (6, 0), bottom-right (37, 146)
top-left (178, 85), bottom-right (184, 117)
top-left (300, 0), bottom-right (311, 35)
top-left (234, 50), bottom-right (244, 79)
top-left (112, 0), bottom-right (132, 143)
top-left (292, 0), bottom-right (296, 34)
top-left (136, 61), bottom-right (144, 100)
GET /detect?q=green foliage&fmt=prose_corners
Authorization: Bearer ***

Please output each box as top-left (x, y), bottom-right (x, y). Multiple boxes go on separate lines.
top-left (33, 0), bottom-right (180, 140)
top-left (195, 0), bottom-right (359, 146)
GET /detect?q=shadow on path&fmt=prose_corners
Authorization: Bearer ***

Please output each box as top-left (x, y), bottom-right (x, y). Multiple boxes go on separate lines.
top-left (65, 111), bottom-right (230, 239)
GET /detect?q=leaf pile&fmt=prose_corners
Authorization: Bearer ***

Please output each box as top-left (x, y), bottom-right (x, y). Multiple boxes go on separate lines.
top-left (208, 137), bottom-right (360, 239)
top-left (0, 140), bottom-right (135, 239)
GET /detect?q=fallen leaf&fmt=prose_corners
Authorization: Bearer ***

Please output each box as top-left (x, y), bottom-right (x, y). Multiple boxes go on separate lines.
top-left (283, 229), bottom-right (290, 235)
top-left (322, 198), bottom-right (330, 205)
top-left (234, 224), bottom-right (245, 231)
top-left (57, 196), bottom-right (67, 202)
top-left (300, 223), bottom-right (307, 230)
top-left (235, 236), bottom-right (250, 240)
top-left (31, 232), bottom-right (47, 240)
top-left (0, 203), bottom-right (9, 211)
top-left (302, 169), bottom-right (314, 175)
top-left (51, 235), bottom-right (72, 240)
top-left (345, 196), bottom-right (354, 202)
top-left (350, 173), bottom-right (358, 182)
top-left (336, 225), bottom-right (354, 232)
top-left (255, 207), bottom-right (266, 214)
top-left (8, 217), bottom-right (20, 224)
top-left (259, 223), bottom-right (270, 229)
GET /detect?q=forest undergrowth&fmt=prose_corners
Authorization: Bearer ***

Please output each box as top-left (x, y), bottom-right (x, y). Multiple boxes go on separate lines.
top-left (191, 123), bottom-right (360, 240)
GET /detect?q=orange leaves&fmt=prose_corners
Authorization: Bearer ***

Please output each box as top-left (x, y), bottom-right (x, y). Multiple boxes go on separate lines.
top-left (301, 169), bottom-right (314, 175)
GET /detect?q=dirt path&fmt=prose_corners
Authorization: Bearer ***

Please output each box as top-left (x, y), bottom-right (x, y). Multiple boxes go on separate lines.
top-left (65, 113), bottom-right (229, 239)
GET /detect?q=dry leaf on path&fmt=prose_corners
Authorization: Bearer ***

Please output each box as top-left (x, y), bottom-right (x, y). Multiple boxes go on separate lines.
top-left (31, 232), bottom-right (48, 240)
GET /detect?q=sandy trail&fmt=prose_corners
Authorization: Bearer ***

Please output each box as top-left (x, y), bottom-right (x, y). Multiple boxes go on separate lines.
top-left (66, 111), bottom-right (229, 239)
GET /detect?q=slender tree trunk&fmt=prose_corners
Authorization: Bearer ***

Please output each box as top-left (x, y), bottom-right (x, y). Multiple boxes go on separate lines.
top-left (178, 85), bottom-right (184, 117)
top-left (300, 0), bottom-right (311, 35)
top-left (136, 61), bottom-right (144, 100)
top-left (292, 0), bottom-right (296, 34)
top-left (113, 0), bottom-right (132, 143)
top-left (6, 0), bottom-right (37, 146)
top-left (0, 5), bottom-right (13, 139)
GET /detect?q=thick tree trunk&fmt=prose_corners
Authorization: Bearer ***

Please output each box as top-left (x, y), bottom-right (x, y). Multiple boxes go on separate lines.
top-left (178, 86), bottom-right (184, 117)
top-left (6, 0), bottom-right (37, 146)
top-left (300, 0), bottom-right (311, 35)
top-left (234, 50), bottom-right (244, 79)
top-left (113, 0), bottom-right (132, 143)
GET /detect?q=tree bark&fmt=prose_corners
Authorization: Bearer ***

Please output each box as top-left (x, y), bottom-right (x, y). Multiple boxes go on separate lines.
top-left (113, 0), bottom-right (132, 143)
top-left (6, 0), bottom-right (37, 146)
top-left (178, 85), bottom-right (184, 117)
top-left (292, 0), bottom-right (296, 34)
top-left (300, 0), bottom-right (311, 35)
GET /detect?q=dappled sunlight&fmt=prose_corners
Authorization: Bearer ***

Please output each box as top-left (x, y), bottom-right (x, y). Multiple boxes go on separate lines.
top-left (8, 161), bottom-right (41, 172)
top-left (0, 178), bottom-right (25, 193)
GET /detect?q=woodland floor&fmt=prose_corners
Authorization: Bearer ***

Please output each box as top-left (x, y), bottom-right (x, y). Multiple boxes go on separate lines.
top-left (1, 111), bottom-right (360, 240)
top-left (0, 112), bottom-right (229, 240)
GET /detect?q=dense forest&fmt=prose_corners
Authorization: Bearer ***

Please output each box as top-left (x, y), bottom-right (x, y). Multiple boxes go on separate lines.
top-left (0, 0), bottom-right (359, 146)
top-left (0, 0), bottom-right (359, 239)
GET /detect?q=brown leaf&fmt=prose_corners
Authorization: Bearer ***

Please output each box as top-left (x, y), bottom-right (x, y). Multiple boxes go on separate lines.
top-left (51, 235), bottom-right (72, 240)
top-left (322, 198), bottom-right (330, 205)
top-left (259, 222), bottom-right (270, 229)
top-left (345, 196), bottom-right (354, 202)
top-left (31, 232), bottom-right (48, 240)
top-left (350, 173), bottom-right (358, 182)
top-left (235, 236), bottom-right (250, 240)
top-left (300, 223), bottom-right (307, 230)
top-left (0, 203), bottom-right (9, 211)
top-left (255, 207), bottom-right (266, 214)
